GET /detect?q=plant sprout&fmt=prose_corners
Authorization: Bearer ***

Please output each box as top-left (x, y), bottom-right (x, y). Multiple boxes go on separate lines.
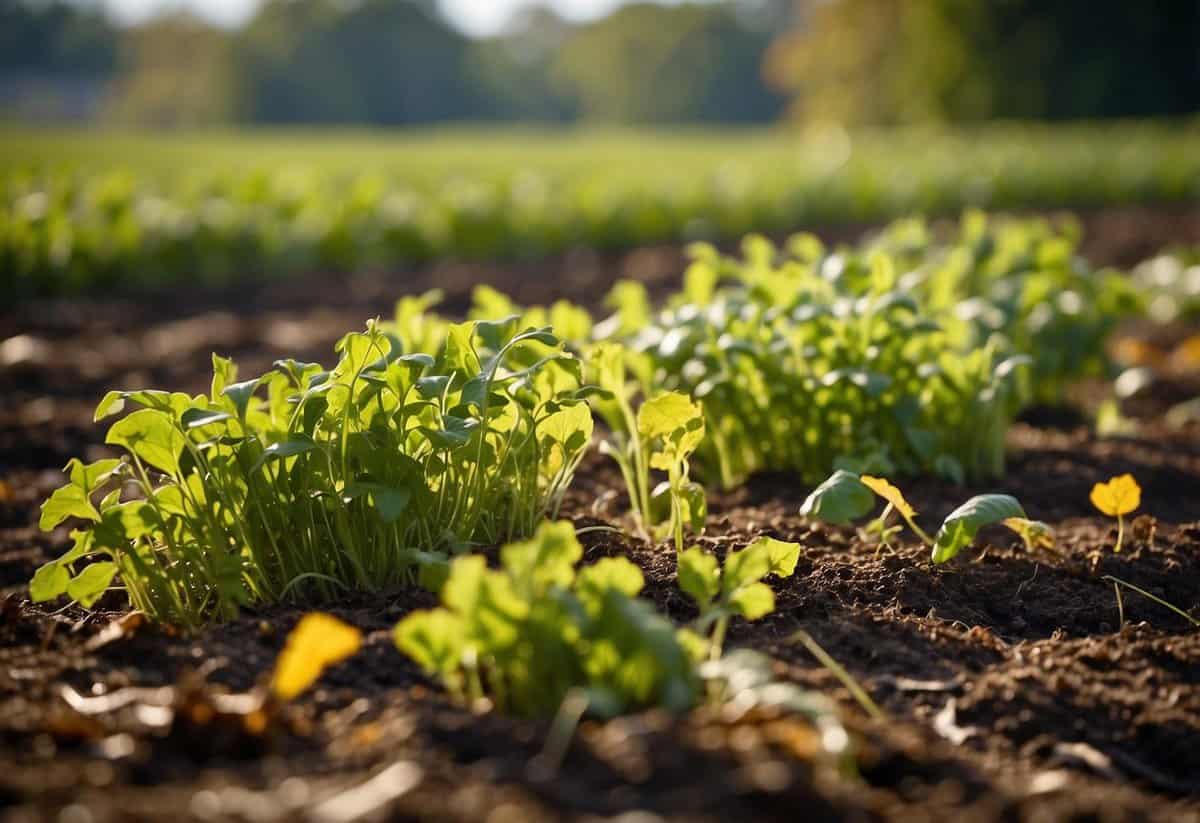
top-left (1089, 474), bottom-right (1141, 553)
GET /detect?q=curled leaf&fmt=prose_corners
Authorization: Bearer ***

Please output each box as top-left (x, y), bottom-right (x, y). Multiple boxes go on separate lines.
top-left (1003, 517), bottom-right (1056, 551)
top-left (860, 475), bottom-right (916, 519)
top-left (932, 494), bottom-right (1026, 564)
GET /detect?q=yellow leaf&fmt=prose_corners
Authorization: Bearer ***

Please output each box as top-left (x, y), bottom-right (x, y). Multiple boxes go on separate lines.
top-left (1002, 517), bottom-right (1055, 550)
top-left (860, 475), bottom-right (915, 519)
top-left (1089, 474), bottom-right (1141, 518)
top-left (271, 613), bottom-right (362, 701)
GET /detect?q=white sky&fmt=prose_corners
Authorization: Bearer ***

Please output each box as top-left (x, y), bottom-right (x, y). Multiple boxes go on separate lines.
top-left (98, 0), bottom-right (674, 35)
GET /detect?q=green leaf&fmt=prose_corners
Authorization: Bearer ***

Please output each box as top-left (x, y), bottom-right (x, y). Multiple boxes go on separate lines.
top-left (932, 494), bottom-right (1026, 564)
top-left (799, 470), bottom-right (875, 525)
top-left (422, 416), bottom-right (479, 450)
top-left (500, 520), bottom-right (582, 595)
top-left (394, 609), bottom-right (466, 676)
top-left (222, 378), bottom-right (262, 420)
top-left (39, 484), bottom-right (100, 530)
top-left (539, 402), bottom-right (594, 452)
top-left (180, 407), bottom-right (233, 430)
top-left (67, 458), bottom-right (122, 491)
top-left (728, 582), bottom-right (775, 621)
top-left (746, 536), bottom-right (801, 578)
top-left (29, 561), bottom-right (70, 602)
top-left (637, 392), bottom-right (703, 441)
top-left (576, 557), bottom-right (645, 615)
top-left (676, 547), bottom-right (720, 609)
top-left (106, 409), bottom-right (184, 476)
top-left (66, 561), bottom-right (118, 608)
top-left (93, 390), bottom-right (126, 421)
top-left (251, 435), bottom-right (318, 473)
top-left (345, 481), bottom-right (411, 524)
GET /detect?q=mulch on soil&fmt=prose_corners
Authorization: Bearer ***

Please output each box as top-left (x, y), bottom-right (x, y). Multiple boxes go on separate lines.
top-left (2, 206), bottom-right (1199, 822)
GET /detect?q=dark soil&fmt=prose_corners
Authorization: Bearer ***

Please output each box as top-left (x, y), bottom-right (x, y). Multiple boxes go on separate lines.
top-left (2, 206), bottom-right (1199, 823)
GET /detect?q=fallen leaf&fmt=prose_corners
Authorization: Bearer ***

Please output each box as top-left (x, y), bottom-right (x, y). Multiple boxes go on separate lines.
top-left (271, 613), bottom-right (362, 701)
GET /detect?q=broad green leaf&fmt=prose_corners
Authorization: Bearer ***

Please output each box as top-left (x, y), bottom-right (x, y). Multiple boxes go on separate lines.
top-left (501, 520), bottom-right (582, 595)
top-left (637, 392), bottom-right (703, 441)
top-left (799, 470), bottom-right (875, 525)
top-left (728, 581), bottom-right (775, 620)
top-left (66, 458), bottom-right (122, 492)
top-left (421, 416), bottom-right (479, 450)
top-left (746, 536), bottom-right (801, 578)
top-left (676, 546), bottom-right (719, 608)
top-left (106, 409), bottom-right (184, 476)
top-left (180, 407), bottom-right (233, 430)
top-left (40, 484), bottom-right (99, 530)
top-left (29, 561), bottom-right (70, 602)
top-left (271, 613), bottom-right (362, 701)
top-left (932, 494), bottom-right (1026, 563)
top-left (66, 561), bottom-right (118, 608)
top-left (539, 402), bottom-right (594, 452)
top-left (576, 557), bottom-right (645, 615)
top-left (94, 390), bottom-right (126, 421)
top-left (251, 435), bottom-right (318, 474)
top-left (394, 609), bottom-right (465, 676)
top-left (222, 378), bottom-right (262, 420)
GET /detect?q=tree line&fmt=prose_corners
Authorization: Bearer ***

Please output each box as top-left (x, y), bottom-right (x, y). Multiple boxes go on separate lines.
top-left (2, 0), bottom-right (1196, 127)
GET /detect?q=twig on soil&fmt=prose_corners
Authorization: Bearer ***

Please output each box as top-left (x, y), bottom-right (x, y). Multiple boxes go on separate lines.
top-left (308, 761), bottom-right (423, 823)
top-left (1102, 575), bottom-right (1199, 627)
top-left (786, 629), bottom-right (885, 721)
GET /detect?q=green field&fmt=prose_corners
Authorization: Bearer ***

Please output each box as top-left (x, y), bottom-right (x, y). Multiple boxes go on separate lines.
top-left (3, 121), bottom-right (1199, 297)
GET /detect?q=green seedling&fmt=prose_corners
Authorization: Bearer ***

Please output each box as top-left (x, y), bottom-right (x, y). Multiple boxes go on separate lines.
top-left (588, 342), bottom-right (706, 550)
top-left (677, 536), bottom-right (801, 663)
top-left (32, 317), bottom-right (594, 627)
top-left (800, 470), bottom-right (1028, 564)
top-left (394, 521), bottom-right (702, 718)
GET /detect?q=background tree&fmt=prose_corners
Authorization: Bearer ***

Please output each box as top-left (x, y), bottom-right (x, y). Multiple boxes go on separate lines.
top-left (765, 0), bottom-right (1200, 124)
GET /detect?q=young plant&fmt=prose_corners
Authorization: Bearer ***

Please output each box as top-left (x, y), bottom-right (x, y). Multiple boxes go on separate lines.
top-left (31, 317), bottom-right (594, 627)
top-left (677, 536), bottom-right (801, 662)
top-left (800, 470), bottom-right (1028, 564)
top-left (588, 343), bottom-right (706, 550)
top-left (1089, 473), bottom-right (1141, 553)
top-left (394, 521), bottom-right (701, 718)
top-left (639, 392), bottom-right (707, 553)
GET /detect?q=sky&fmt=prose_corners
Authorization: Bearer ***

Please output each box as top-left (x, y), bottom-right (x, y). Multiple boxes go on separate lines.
top-left (98, 0), bottom-right (677, 35)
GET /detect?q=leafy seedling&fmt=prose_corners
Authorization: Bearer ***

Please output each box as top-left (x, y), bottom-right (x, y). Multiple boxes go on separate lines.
top-left (677, 536), bottom-right (801, 663)
top-left (1089, 474), bottom-right (1141, 553)
top-left (639, 392), bottom-right (706, 552)
top-left (1003, 517), bottom-right (1056, 553)
top-left (802, 470), bottom-right (1031, 564)
top-left (394, 521), bottom-right (701, 718)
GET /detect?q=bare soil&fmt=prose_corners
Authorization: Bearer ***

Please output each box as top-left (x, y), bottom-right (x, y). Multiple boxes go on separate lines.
top-left (2, 206), bottom-right (1199, 822)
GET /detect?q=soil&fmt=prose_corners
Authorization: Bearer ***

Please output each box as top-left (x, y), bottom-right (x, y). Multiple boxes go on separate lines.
top-left (2, 205), bottom-right (1199, 823)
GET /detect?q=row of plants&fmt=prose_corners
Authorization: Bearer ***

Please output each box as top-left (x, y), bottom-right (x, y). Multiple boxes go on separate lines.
top-left (4, 121), bottom-right (1200, 298)
top-left (29, 214), bottom-right (1145, 629)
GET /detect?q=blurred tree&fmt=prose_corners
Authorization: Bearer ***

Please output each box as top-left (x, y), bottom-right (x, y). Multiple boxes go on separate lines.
top-left (107, 13), bottom-right (236, 126)
top-left (235, 0), bottom-right (479, 125)
top-left (550, 2), bottom-right (784, 123)
top-left (464, 6), bottom-right (578, 121)
top-left (766, 0), bottom-right (1200, 124)
top-left (0, 0), bottom-right (117, 74)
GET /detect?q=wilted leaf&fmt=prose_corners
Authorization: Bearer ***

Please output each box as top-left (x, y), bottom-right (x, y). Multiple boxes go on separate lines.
top-left (860, 475), bottom-right (916, 519)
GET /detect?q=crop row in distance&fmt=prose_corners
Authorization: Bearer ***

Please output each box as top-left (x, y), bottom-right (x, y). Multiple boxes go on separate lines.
top-left (30, 210), bottom-right (1163, 632)
top-left (3, 121), bottom-right (1200, 297)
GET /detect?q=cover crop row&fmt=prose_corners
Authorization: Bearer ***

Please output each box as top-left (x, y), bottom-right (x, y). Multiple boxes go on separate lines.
top-left (31, 213), bottom-right (1141, 626)
top-left (4, 122), bottom-right (1199, 298)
